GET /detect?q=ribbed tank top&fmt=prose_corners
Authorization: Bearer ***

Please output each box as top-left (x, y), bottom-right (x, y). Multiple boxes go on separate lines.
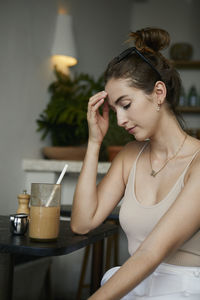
top-left (119, 143), bottom-right (200, 266)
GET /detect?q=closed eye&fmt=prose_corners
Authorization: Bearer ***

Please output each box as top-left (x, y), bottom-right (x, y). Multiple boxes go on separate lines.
top-left (123, 103), bottom-right (131, 110)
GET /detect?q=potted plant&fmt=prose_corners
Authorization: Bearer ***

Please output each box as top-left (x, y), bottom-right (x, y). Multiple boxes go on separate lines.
top-left (36, 68), bottom-right (104, 160)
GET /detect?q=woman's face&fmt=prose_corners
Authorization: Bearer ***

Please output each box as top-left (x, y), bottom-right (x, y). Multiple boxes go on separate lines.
top-left (105, 78), bottom-right (161, 141)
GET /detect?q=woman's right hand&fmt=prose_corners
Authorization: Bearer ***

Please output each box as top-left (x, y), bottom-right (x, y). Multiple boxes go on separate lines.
top-left (87, 91), bottom-right (109, 145)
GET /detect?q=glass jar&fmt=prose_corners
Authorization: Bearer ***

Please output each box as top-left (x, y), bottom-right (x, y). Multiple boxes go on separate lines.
top-left (29, 183), bottom-right (61, 241)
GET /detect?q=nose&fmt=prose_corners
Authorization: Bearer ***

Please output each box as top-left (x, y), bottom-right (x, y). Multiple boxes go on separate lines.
top-left (116, 110), bottom-right (128, 127)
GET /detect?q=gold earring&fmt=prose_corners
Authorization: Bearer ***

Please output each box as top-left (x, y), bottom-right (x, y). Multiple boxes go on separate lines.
top-left (156, 103), bottom-right (161, 112)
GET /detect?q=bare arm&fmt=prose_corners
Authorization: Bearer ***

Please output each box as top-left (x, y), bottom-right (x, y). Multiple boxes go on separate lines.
top-left (88, 155), bottom-right (200, 300)
top-left (71, 91), bottom-right (126, 234)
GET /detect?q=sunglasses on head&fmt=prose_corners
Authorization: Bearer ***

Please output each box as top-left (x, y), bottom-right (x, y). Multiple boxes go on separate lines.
top-left (115, 47), bottom-right (162, 80)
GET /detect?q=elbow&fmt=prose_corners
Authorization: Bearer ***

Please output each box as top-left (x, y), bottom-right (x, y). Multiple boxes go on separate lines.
top-left (70, 221), bottom-right (91, 235)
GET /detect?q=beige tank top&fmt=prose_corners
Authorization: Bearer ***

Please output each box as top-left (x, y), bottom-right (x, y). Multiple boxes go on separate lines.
top-left (119, 143), bottom-right (200, 267)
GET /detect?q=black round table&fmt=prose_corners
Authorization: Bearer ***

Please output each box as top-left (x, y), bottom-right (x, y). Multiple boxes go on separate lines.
top-left (0, 215), bottom-right (118, 300)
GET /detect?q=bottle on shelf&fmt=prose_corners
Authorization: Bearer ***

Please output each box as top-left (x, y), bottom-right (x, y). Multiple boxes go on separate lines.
top-left (179, 86), bottom-right (187, 106)
top-left (17, 189), bottom-right (30, 215)
top-left (188, 85), bottom-right (199, 107)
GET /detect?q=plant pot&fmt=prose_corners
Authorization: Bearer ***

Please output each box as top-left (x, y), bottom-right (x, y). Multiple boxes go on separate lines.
top-left (107, 146), bottom-right (123, 162)
top-left (170, 43), bottom-right (193, 61)
top-left (42, 146), bottom-right (87, 161)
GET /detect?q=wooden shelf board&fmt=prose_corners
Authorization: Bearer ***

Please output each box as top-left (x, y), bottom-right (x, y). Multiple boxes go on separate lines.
top-left (171, 60), bottom-right (200, 69)
top-left (177, 106), bottom-right (200, 113)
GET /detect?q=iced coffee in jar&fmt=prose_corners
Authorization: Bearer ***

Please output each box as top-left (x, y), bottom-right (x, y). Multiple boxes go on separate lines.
top-left (29, 183), bottom-right (61, 241)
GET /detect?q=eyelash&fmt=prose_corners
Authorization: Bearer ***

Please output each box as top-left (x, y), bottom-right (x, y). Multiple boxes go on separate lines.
top-left (123, 103), bottom-right (131, 110)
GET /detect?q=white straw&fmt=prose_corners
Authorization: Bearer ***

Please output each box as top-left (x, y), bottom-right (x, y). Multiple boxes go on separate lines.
top-left (45, 164), bottom-right (68, 207)
top-left (56, 164), bottom-right (68, 184)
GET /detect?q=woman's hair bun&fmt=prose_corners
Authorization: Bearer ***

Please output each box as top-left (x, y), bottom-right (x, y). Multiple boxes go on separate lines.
top-left (129, 27), bottom-right (170, 53)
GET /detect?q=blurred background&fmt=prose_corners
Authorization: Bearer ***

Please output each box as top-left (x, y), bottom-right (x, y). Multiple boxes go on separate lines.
top-left (0, 0), bottom-right (199, 299)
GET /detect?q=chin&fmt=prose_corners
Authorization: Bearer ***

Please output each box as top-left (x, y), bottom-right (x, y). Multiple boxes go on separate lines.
top-left (134, 133), bottom-right (149, 142)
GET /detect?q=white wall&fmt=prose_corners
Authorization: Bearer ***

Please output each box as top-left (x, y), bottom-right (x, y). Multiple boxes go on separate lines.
top-left (131, 0), bottom-right (200, 58)
top-left (70, 0), bottom-right (133, 77)
top-left (131, 0), bottom-right (200, 128)
top-left (0, 0), bottom-right (57, 214)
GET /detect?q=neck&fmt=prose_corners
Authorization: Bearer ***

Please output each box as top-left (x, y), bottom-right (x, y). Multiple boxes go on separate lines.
top-left (149, 112), bottom-right (186, 161)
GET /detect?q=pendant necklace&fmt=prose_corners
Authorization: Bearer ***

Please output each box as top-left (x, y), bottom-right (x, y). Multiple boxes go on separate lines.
top-left (149, 134), bottom-right (187, 177)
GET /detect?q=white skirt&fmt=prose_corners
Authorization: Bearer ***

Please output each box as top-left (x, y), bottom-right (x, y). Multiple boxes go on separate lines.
top-left (101, 263), bottom-right (200, 299)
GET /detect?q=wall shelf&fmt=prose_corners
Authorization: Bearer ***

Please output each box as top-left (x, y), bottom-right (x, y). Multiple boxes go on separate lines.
top-left (171, 60), bottom-right (200, 69)
top-left (177, 106), bottom-right (200, 113)
top-left (22, 159), bottom-right (110, 174)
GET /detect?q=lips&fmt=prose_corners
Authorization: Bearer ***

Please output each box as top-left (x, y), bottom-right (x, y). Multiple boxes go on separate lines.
top-left (126, 126), bottom-right (137, 134)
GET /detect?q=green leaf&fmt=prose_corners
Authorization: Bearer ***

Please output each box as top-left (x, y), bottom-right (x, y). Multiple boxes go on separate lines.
top-left (36, 68), bottom-right (104, 146)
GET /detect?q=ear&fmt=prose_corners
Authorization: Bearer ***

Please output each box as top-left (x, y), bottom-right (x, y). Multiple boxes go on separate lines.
top-left (153, 81), bottom-right (167, 105)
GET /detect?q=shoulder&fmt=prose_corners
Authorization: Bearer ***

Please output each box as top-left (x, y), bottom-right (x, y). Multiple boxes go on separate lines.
top-left (122, 140), bottom-right (147, 159)
top-left (108, 140), bottom-right (148, 185)
top-left (111, 140), bottom-right (147, 159)
top-left (184, 138), bottom-right (200, 183)
top-left (186, 150), bottom-right (200, 183)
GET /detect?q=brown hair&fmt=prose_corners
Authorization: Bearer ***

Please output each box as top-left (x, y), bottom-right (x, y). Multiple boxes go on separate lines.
top-left (105, 27), bottom-right (182, 120)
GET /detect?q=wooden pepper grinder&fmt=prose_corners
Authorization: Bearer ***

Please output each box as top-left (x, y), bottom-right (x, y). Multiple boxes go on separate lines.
top-left (17, 190), bottom-right (30, 215)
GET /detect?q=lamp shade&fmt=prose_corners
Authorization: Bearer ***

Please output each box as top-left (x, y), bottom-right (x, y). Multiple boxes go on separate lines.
top-left (52, 14), bottom-right (77, 66)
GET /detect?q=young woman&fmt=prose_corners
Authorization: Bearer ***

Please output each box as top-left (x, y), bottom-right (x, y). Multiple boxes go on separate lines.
top-left (71, 28), bottom-right (200, 299)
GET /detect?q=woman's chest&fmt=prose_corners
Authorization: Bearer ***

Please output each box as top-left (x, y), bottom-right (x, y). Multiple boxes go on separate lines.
top-left (133, 159), bottom-right (187, 207)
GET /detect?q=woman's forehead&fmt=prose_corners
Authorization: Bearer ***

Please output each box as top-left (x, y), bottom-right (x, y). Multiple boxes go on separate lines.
top-left (105, 78), bottom-right (129, 97)
top-left (105, 78), bottom-right (136, 103)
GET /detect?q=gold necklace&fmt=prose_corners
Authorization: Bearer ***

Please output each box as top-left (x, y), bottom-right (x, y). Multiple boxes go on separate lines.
top-left (149, 134), bottom-right (187, 177)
